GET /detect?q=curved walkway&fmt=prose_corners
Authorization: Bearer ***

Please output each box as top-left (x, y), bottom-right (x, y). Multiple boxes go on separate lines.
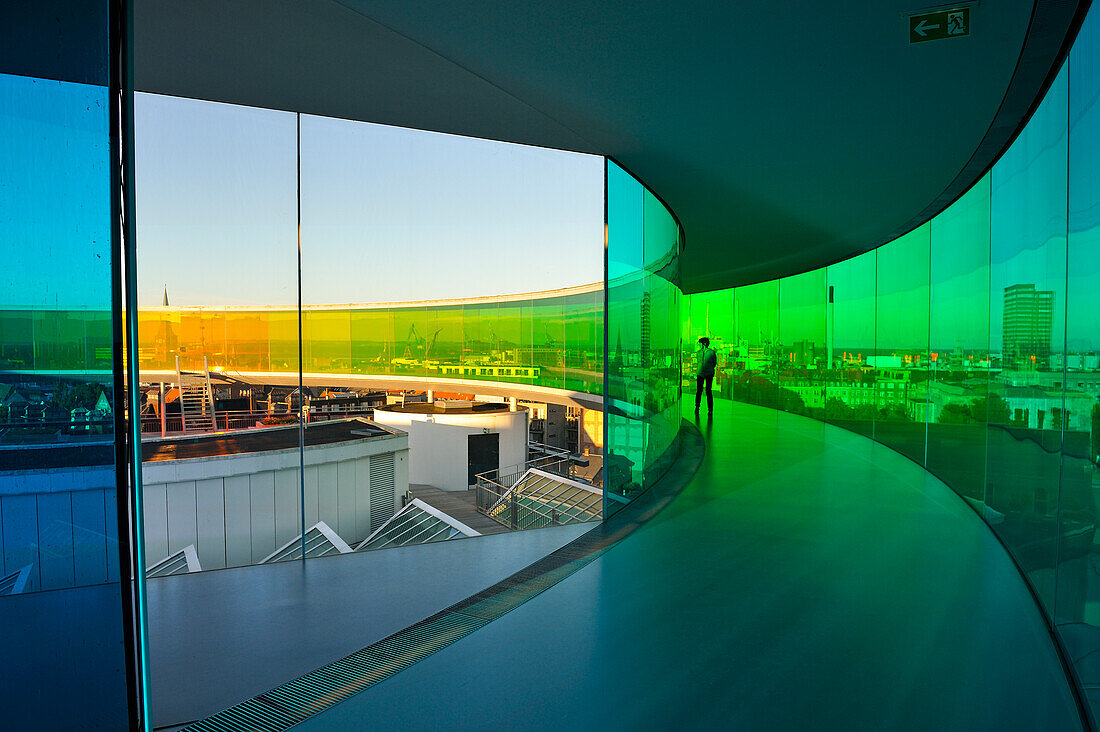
top-left (295, 398), bottom-right (1084, 730)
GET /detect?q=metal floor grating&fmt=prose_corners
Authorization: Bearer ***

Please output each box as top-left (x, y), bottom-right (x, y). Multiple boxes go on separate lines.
top-left (177, 421), bottom-right (703, 732)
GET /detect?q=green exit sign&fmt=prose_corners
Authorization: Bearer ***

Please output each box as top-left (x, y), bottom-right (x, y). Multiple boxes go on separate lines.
top-left (909, 7), bottom-right (970, 43)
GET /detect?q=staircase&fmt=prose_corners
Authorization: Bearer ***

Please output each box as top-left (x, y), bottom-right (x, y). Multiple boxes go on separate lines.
top-left (482, 468), bottom-right (603, 530)
top-left (175, 356), bottom-right (217, 434)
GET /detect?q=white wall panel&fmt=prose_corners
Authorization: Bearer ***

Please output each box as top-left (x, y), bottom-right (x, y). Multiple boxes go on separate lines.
top-left (303, 465), bottom-right (319, 529)
top-left (195, 478), bottom-right (226, 570)
top-left (142, 482), bottom-right (169, 565)
top-left (71, 489), bottom-right (107, 586)
top-left (249, 471), bottom-right (276, 563)
top-left (166, 479), bottom-right (197, 555)
top-left (317, 461), bottom-right (338, 531)
top-left (336, 459), bottom-right (357, 543)
top-left (274, 468), bottom-right (300, 549)
top-left (36, 492), bottom-right (74, 591)
top-left (137, 437), bottom-right (408, 574)
top-left (2, 495), bottom-right (40, 591)
top-left (223, 475), bottom-right (251, 568)
top-left (354, 457), bottom-right (371, 541)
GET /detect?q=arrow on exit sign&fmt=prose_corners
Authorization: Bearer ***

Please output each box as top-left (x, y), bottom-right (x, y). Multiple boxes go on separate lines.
top-left (909, 7), bottom-right (970, 43)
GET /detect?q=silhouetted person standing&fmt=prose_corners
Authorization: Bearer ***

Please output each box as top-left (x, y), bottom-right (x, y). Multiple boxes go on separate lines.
top-left (695, 337), bottom-right (717, 414)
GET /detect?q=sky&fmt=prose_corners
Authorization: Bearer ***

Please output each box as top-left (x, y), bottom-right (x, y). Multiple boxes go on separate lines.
top-left (134, 93), bottom-right (603, 308)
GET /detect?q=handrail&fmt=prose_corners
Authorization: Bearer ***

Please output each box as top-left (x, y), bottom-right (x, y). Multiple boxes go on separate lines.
top-left (475, 452), bottom-right (601, 530)
top-left (139, 404), bottom-right (376, 437)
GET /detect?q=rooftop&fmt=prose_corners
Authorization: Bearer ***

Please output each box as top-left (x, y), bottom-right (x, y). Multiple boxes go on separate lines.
top-left (375, 401), bottom-right (518, 416)
top-left (141, 418), bottom-right (395, 463)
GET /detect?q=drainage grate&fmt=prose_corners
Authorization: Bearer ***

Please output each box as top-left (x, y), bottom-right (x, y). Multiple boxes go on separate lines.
top-left (179, 420), bottom-right (704, 732)
top-left (183, 613), bottom-right (488, 732)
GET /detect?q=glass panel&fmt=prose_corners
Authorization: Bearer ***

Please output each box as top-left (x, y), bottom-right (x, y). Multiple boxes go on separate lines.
top-left (135, 90), bottom-right (301, 600)
top-left (731, 280), bottom-right (780, 410)
top-left (685, 289), bottom-right (734, 401)
top-left (825, 250), bottom-right (877, 437)
top-left (641, 190), bottom-right (682, 488)
top-left (606, 161), bottom-right (647, 506)
top-left (987, 65), bottom-right (1068, 615)
top-left (430, 305), bottom-right (464, 378)
top-left (778, 269), bottom-right (827, 421)
top-left (466, 301), bottom-right (495, 382)
top-left (389, 307), bottom-right (426, 379)
top-left (1059, 6), bottom-right (1100, 671)
top-left (350, 308), bottom-right (394, 375)
top-left (605, 165), bottom-right (683, 506)
top-left (304, 311), bottom-right (351, 374)
top-left (0, 7), bottom-right (130, 722)
top-left (268, 310), bottom-right (301, 375)
top-left (223, 311), bottom-right (269, 373)
top-left (0, 80), bottom-right (115, 564)
top-left (531, 296), bottom-right (564, 390)
top-left (874, 224), bottom-right (930, 465)
top-left (564, 291), bottom-right (598, 393)
top-left (927, 174), bottom-right (991, 503)
top-left (294, 112), bottom-right (606, 551)
top-left (298, 114), bottom-right (603, 303)
top-left (497, 300), bottom-right (533, 384)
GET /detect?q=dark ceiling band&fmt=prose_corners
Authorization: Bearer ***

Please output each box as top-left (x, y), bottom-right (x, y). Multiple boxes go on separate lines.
top-left (874, 0), bottom-right (1093, 257)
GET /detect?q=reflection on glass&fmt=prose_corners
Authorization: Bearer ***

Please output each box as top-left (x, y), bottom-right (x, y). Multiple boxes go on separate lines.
top-left (1, 38), bottom-right (132, 724)
top-left (825, 250), bottom-right (876, 437)
top-left (778, 269), bottom-right (826, 423)
top-left (874, 224), bottom-right (930, 465)
top-left (1, 72), bottom-right (116, 593)
top-left (681, 15), bottom-right (1100, 714)
top-left (1060, 7), bottom-right (1100, 638)
top-left (136, 94), bottom-right (302, 579)
top-left (927, 174), bottom-right (990, 502)
top-left (606, 161), bottom-right (684, 511)
top-left (731, 281), bottom-right (780, 410)
top-left (987, 65), bottom-right (1068, 614)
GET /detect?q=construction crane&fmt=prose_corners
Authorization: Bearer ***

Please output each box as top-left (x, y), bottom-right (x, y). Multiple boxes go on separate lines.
top-left (401, 323), bottom-right (442, 360)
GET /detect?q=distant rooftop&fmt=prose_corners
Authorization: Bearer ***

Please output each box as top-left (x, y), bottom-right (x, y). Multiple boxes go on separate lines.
top-left (142, 418), bottom-right (395, 463)
top-left (375, 401), bottom-right (518, 416)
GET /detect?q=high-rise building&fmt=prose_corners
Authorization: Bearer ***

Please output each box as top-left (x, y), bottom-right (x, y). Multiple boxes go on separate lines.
top-left (1003, 284), bottom-right (1054, 369)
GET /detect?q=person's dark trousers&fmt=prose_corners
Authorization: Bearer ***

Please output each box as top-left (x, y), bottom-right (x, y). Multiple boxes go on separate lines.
top-left (695, 374), bottom-right (714, 412)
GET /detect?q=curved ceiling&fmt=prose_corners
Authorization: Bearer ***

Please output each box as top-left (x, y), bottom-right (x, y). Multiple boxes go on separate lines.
top-left (135, 1), bottom-right (1083, 293)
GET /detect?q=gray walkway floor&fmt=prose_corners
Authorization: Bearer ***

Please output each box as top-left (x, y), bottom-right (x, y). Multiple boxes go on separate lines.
top-left (148, 522), bottom-right (590, 729)
top-left (294, 399), bottom-right (1085, 731)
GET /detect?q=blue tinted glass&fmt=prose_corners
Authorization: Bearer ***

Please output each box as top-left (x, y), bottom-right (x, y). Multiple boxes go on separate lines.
top-left (0, 69), bottom-right (131, 726)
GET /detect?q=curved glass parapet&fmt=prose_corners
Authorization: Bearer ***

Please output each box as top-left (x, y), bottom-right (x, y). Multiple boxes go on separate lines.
top-left (606, 160), bottom-right (685, 511)
top-left (122, 285), bottom-right (603, 396)
top-left (683, 3), bottom-right (1100, 714)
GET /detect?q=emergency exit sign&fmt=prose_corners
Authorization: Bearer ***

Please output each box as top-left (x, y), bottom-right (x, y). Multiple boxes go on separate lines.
top-left (909, 7), bottom-right (970, 43)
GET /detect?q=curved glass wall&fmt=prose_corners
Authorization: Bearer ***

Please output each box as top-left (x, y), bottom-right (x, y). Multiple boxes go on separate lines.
top-left (683, 5), bottom-right (1100, 712)
top-left (126, 287), bottom-right (603, 396)
top-left (606, 160), bottom-right (685, 511)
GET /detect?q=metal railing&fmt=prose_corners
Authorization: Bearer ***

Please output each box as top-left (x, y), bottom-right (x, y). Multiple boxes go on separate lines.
top-left (0, 417), bottom-right (115, 442)
top-left (475, 447), bottom-right (599, 530)
top-left (140, 409), bottom-right (286, 436)
top-left (139, 405), bottom-right (375, 437)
